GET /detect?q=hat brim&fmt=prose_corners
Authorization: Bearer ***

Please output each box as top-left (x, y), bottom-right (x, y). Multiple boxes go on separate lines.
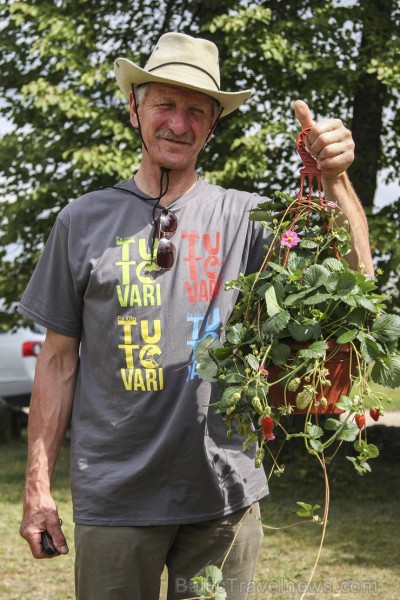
top-left (114, 58), bottom-right (252, 117)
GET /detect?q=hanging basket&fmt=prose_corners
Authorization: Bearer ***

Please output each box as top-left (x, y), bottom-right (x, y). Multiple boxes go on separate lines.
top-left (268, 341), bottom-right (354, 414)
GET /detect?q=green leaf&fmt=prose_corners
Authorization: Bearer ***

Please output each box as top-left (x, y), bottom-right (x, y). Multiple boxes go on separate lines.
top-left (324, 417), bottom-right (342, 431)
top-left (335, 395), bottom-right (356, 411)
top-left (297, 341), bottom-right (328, 359)
top-left (195, 338), bottom-right (222, 382)
top-left (264, 283), bottom-right (282, 316)
top-left (302, 264), bottom-right (330, 288)
top-left (221, 386), bottom-right (242, 406)
top-left (247, 353), bottom-right (260, 371)
top-left (336, 329), bottom-right (359, 343)
top-left (335, 272), bottom-right (358, 295)
top-left (354, 440), bottom-right (380, 459)
top-left (296, 501), bottom-right (313, 517)
top-left (323, 258), bottom-right (344, 272)
top-left (307, 424), bottom-right (324, 439)
top-left (262, 310), bottom-right (290, 336)
top-left (249, 209), bottom-right (268, 221)
top-left (213, 346), bottom-right (235, 359)
top-left (270, 342), bottom-right (291, 366)
top-left (371, 354), bottom-right (400, 388)
top-left (336, 421), bottom-right (359, 442)
top-left (225, 372), bottom-right (244, 383)
top-left (360, 337), bottom-right (382, 362)
top-left (371, 314), bottom-right (400, 343)
top-left (299, 238), bottom-right (318, 249)
top-left (204, 565), bottom-right (224, 584)
top-left (302, 292), bottom-right (331, 306)
top-left (226, 323), bottom-right (248, 345)
top-left (284, 288), bottom-right (314, 306)
top-left (215, 589), bottom-right (228, 600)
top-left (356, 297), bottom-right (379, 313)
top-left (191, 565), bottom-right (227, 600)
top-left (288, 320), bottom-right (321, 341)
top-left (324, 271), bottom-right (357, 295)
top-left (196, 360), bottom-right (219, 382)
top-left (310, 438), bottom-right (325, 453)
top-left (346, 456), bottom-right (370, 475)
top-left (267, 262), bottom-right (290, 276)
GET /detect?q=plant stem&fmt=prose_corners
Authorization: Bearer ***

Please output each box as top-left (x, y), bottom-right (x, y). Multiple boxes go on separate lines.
top-left (299, 452), bottom-right (330, 600)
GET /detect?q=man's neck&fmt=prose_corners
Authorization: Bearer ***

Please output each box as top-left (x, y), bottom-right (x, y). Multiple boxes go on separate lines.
top-left (133, 165), bottom-right (198, 206)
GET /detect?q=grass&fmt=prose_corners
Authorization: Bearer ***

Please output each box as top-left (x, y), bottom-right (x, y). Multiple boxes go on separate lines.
top-left (370, 382), bottom-right (400, 411)
top-left (1, 424), bottom-right (399, 600)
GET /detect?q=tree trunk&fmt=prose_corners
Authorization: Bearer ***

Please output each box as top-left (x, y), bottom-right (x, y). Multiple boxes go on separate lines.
top-left (350, 74), bottom-right (387, 209)
top-left (349, 0), bottom-right (392, 209)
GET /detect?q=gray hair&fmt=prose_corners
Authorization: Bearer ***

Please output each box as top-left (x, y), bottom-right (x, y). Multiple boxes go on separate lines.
top-left (133, 83), bottom-right (221, 119)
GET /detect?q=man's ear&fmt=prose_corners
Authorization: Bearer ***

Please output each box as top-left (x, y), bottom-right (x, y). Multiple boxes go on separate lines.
top-left (129, 92), bottom-right (139, 128)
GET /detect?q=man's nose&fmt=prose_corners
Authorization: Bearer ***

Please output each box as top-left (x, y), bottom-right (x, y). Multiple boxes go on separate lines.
top-left (168, 109), bottom-right (190, 134)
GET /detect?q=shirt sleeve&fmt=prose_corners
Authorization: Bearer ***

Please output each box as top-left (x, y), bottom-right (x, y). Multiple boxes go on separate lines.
top-left (18, 216), bottom-right (83, 338)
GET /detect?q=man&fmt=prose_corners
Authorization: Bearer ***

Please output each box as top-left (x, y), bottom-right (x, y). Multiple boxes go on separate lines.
top-left (19, 32), bottom-right (373, 600)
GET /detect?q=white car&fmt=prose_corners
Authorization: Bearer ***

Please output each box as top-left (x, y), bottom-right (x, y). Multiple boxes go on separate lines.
top-left (0, 319), bottom-right (46, 409)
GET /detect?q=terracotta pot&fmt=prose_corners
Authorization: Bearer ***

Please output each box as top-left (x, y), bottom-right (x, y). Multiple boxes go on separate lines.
top-left (268, 341), bottom-right (354, 414)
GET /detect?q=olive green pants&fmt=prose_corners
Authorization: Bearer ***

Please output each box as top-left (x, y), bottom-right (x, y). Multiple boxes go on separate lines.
top-left (75, 503), bottom-right (263, 600)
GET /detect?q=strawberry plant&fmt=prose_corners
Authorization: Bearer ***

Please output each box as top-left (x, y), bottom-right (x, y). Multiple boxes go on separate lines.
top-left (192, 129), bottom-right (400, 600)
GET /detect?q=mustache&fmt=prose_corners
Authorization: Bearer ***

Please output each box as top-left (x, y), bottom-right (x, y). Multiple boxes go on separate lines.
top-left (155, 129), bottom-right (194, 145)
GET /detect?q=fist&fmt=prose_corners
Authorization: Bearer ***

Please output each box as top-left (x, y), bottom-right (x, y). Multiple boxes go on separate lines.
top-left (294, 100), bottom-right (355, 179)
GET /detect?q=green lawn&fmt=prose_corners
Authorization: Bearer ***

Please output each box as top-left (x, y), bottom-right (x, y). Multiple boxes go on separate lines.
top-left (1, 426), bottom-right (399, 600)
top-left (371, 382), bottom-right (400, 411)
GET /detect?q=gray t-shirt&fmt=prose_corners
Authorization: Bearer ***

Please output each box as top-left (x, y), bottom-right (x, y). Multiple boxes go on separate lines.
top-left (19, 177), bottom-right (270, 525)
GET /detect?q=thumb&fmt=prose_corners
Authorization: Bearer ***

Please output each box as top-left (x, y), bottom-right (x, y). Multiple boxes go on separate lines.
top-left (294, 100), bottom-right (315, 130)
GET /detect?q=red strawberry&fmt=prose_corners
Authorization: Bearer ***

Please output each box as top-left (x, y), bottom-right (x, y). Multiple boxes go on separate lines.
top-left (261, 416), bottom-right (275, 440)
top-left (355, 413), bottom-right (366, 429)
top-left (261, 416), bottom-right (274, 433)
top-left (369, 408), bottom-right (380, 422)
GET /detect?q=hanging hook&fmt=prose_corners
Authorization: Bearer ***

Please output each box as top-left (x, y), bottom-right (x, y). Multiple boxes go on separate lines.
top-left (295, 127), bottom-right (322, 199)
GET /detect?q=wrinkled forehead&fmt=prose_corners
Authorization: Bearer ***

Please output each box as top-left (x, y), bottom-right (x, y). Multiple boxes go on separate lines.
top-left (147, 82), bottom-right (215, 103)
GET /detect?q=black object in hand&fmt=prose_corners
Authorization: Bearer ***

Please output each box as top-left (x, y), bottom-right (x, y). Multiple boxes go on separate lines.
top-left (41, 531), bottom-right (56, 555)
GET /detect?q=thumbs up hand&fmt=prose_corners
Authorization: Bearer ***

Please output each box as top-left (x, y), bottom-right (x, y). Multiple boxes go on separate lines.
top-left (293, 100), bottom-right (355, 180)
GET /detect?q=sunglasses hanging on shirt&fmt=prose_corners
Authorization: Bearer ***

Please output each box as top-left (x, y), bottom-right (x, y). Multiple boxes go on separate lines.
top-left (106, 167), bottom-right (178, 270)
top-left (153, 208), bottom-right (178, 269)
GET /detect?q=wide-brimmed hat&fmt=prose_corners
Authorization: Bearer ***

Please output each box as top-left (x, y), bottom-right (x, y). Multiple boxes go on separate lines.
top-left (114, 32), bottom-right (252, 117)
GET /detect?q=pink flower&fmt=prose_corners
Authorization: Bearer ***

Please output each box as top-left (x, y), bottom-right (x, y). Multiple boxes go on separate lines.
top-left (263, 432), bottom-right (275, 442)
top-left (323, 201), bottom-right (338, 210)
top-left (281, 230), bottom-right (300, 248)
top-left (258, 365), bottom-right (269, 376)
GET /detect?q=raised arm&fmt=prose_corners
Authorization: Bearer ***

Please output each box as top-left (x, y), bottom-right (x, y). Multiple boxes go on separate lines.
top-left (294, 100), bottom-right (374, 275)
top-left (20, 329), bottom-right (80, 558)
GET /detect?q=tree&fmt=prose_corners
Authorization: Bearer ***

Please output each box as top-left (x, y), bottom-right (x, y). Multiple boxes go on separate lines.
top-left (0, 0), bottom-right (228, 311)
top-left (1, 0), bottom-right (399, 321)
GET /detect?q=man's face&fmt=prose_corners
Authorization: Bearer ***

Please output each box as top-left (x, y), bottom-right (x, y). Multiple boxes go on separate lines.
top-left (130, 83), bottom-right (215, 172)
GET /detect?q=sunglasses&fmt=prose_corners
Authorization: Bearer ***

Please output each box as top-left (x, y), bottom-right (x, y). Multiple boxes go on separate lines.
top-left (153, 208), bottom-right (178, 269)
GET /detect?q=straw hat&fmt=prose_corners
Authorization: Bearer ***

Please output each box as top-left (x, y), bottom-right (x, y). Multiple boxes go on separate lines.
top-left (114, 32), bottom-right (252, 117)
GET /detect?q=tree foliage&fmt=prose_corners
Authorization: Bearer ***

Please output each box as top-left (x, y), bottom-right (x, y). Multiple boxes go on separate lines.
top-left (0, 0), bottom-right (399, 321)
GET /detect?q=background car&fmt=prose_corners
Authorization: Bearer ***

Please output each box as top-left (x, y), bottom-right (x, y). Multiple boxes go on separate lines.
top-left (0, 308), bottom-right (46, 440)
top-left (0, 319), bottom-right (46, 409)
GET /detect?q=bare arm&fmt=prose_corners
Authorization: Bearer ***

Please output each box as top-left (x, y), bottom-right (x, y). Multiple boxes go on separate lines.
top-left (294, 100), bottom-right (374, 275)
top-left (321, 173), bottom-right (373, 274)
top-left (20, 329), bottom-right (80, 559)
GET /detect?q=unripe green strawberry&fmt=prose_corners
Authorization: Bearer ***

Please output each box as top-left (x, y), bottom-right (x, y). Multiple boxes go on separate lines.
top-left (252, 396), bottom-right (263, 415)
top-left (288, 377), bottom-right (301, 392)
top-left (255, 447), bottom-right (265, 468)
